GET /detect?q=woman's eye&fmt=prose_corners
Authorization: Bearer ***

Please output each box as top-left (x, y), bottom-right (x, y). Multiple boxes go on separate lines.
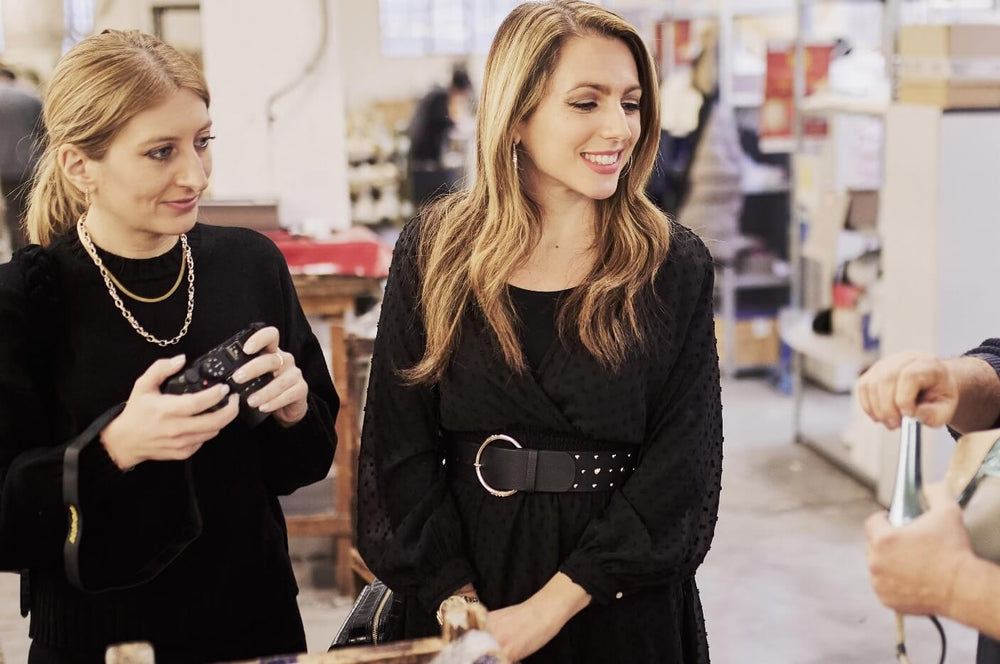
top-left (147, 146), bottom-right (173, 161)
top-left (623, 101), bottom-right (641, 113)
top-left (570, 101), bottom-right (597, 111)
top-left (196, 135), bottom-right (217, 150)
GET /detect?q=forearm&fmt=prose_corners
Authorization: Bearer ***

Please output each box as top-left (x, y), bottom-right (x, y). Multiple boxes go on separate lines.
top-left (948, 356), bottom-right (1000, 434)
top-left (946, 553), bottom-right (1000, 640)
top-left (528, 572), bottom-right (591, 625)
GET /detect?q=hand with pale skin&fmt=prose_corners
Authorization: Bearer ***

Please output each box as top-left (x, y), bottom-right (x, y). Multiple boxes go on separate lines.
top-left (100, 354), bottom-right (241, 470)
top-left (486, 572), bottom-right (591, 662)
top-left (857, 351), bottom-right (961, 430)
top-left (856, 351), bottom-right (1000, 434)
top-left (235, 326), bottom-right (309, 427)
top-left (865, 483), bottom-right (974, 616)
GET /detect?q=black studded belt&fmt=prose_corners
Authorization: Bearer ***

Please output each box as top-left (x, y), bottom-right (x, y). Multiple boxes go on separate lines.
top-left (448, 433), bottom-right (638, 496)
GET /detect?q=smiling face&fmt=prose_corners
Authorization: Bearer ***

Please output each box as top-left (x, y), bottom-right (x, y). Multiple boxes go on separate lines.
top-left (82, 88), bottom-right (213, 248)
top-left (516, 34), bottom-right (642, 209)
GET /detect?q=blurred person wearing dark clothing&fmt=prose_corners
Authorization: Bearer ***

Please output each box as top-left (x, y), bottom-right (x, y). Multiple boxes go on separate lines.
top-left (0, 68), bottom-right (43, 251)
top-left (408, 67), bottom-right (473, 207)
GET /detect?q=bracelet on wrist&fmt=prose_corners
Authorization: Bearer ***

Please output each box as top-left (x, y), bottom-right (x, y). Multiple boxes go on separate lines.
top-left (436, 594), bottom-right (480, 625)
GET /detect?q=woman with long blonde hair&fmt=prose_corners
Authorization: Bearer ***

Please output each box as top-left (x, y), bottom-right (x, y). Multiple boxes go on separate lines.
top-left (357, 2), bottom-right (723, 661)
top-left (0, 30), bottom-right (338, 663)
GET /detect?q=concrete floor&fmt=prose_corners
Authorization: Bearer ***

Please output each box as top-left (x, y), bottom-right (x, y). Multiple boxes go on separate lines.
top-left (0, 377), bottom-right (980, 662)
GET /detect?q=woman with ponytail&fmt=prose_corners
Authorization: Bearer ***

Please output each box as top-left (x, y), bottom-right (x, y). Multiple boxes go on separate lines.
top-left (357, 2), bottom-right (723, 662)
top-left (0, 30), bottom-right (339, 663)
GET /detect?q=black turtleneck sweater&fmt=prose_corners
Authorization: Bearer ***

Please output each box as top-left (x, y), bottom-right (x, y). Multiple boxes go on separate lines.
top-left (0, 223), bottom-right (338, 662)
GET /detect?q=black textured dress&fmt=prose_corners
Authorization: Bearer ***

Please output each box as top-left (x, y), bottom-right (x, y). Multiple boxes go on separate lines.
top-left (357, 218), bottom-right (723, 663)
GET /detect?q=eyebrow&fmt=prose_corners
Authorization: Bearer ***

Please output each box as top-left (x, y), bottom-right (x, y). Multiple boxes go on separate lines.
top-left (567, 83), bottom-right (642, 95)
top-left (140, 122), bottom-right (214, 146)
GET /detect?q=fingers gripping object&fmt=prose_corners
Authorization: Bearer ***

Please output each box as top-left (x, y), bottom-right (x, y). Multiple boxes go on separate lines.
top-left (161, 322), bottom-right (274, 428)
top-left (887, 417), bottom-right (946, 664)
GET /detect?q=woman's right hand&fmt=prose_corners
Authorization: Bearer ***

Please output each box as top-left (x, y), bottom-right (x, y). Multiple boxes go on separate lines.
top-left (100, 354), bottom-right (240, 470)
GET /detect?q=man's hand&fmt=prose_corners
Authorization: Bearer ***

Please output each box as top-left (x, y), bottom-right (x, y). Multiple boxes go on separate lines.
top-left (865, 483), bottom-right (975, 616)
top-left (857, 352), bottom-right (960, 430)
top-left (857, 352), bottom-right (1000, 433)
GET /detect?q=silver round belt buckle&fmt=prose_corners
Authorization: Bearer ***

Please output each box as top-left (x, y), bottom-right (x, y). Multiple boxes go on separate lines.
top-left (474, 434), bottom-right (522, 497)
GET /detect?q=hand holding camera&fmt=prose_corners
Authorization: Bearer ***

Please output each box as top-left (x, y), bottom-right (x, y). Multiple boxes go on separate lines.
top-left (100, 323), bottom-right (308, 471)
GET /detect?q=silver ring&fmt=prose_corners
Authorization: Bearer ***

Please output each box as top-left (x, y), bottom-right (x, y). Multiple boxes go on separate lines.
top-left (474, 434), bottom-right (522, 497)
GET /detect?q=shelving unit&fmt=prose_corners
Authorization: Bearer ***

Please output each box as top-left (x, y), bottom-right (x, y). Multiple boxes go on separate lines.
top-left (784, 0), bottom-right (899, 489)
top-left (655, 1), bottom-right (796, 378)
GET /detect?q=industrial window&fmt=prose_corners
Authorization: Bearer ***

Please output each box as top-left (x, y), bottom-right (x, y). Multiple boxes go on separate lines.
top-left (63, 0), bottom-right (95, 53)
top-left (378, 0), bottom-right (524, 57)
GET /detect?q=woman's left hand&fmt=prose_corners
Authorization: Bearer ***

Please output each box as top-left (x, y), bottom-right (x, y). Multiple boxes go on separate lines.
top-left (487, 572), bottom-right (590, 662)
top-left (487, 600), bottom-right (563, 663)
top-left (236, 326), bottom-right (309, 426)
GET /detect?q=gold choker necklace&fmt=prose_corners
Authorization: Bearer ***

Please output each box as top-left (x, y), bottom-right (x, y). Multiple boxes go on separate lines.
top-left (106, 253), bottom-right (185, 303)
top-left (77, 216), bottom-right (195, 346)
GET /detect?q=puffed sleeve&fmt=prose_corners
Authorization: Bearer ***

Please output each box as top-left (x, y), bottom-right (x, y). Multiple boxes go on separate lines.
top-left (256, 240), bottom-right (338, 496)
top-left (559, 232), bottom-right (723, 603)
top-left (0, 249), bottom-right (200, 588)
top-left (356, 218), bottom-right (477, 612)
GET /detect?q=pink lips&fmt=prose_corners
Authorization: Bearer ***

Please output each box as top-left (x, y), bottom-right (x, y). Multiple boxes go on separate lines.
top-left (163, 195), bottom-right (200, 213)
top-left (580, 151), bottom-right (622, 175)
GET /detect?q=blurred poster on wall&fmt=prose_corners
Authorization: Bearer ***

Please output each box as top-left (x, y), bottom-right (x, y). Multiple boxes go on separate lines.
top-left (674, 20), bottom-right (692, 66)
top-left (760, 44), bottom-right (833, 152)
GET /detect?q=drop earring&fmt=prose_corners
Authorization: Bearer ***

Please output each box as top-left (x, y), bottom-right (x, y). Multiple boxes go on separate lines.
top-left (512, 143), bottom-right (519, 171)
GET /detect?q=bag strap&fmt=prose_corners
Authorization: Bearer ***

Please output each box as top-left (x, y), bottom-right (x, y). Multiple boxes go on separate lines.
top-left (61, 402), bottom-right (127, 592)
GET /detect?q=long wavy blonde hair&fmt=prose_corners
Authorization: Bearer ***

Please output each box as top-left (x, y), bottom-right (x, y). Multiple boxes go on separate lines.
top-left (407, 0), bottom-right (671, 384)
top-left (26, 30), bottom-right (209, 246)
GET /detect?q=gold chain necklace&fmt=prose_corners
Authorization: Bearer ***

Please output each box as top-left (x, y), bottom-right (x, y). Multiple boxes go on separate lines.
top-left (106, 252), bottom-right (185, 303)
top-left (77, 216), bottom-right (195, 347)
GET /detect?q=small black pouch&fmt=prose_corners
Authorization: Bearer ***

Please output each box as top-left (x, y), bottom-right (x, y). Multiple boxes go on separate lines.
top-left (329, 579), bottom-right (406, 649)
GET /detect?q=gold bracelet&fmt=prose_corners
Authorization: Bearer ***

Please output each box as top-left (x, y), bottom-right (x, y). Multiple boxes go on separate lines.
top-left (436, 594), bottom-right (480, 626)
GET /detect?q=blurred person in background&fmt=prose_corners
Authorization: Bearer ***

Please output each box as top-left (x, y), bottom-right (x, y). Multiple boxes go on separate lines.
top-left (860, 346), bottom-right (1000, 663)
top-left (358, 2), bottom-right (722, 662)
top-left (0, 66), bottom-right (43, 251)
top-left (648, 30), bottom-right (748, 262)
top-left (407, 64), bottom-right (474, 208)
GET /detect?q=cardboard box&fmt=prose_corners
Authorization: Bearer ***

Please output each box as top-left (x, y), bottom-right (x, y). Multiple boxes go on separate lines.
top-left (897, 80), bottom-right (1000, 109)
top-left (832, 307), bottom-right (879, 353)
top-left (847, 190), bottom-right (879, 231)
top-left (898, 24), bottom-right (1000, 60)
top-left (897, 25), bottom-right (1000, 109)
top-left (715, 316), bottom-right (780, 368)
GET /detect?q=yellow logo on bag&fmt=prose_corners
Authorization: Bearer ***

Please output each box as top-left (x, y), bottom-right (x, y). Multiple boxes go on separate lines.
top-left (68, 505), bottom-right (79, 544)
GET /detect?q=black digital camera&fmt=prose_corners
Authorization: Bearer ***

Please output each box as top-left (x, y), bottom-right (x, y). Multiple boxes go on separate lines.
top-left (162, 322), bottom-right (273, 427)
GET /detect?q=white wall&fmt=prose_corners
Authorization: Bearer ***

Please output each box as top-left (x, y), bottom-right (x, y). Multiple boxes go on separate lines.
top-left (0, 0), bottom-right (63, 78)
top-left (337, 0), bottom-right (486, 113)
top-left (201, 0), bottom-right (350, 232)
top-left (94, 0), bottom-right (155, 34)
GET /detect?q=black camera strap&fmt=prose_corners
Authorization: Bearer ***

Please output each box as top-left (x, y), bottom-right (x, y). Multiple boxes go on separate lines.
top-left (62, 402), bottom-right (126, 592)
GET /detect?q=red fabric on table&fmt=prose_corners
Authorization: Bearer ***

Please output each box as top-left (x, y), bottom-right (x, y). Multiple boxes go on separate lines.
top-left (263, 229), bottom-right (392, 278)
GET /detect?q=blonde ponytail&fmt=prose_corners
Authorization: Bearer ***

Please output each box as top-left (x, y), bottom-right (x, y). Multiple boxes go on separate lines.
top-left (26, 147), bottom-right (87, 246)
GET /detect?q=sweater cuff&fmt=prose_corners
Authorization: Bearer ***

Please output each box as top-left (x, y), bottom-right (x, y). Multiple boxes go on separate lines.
top-left (967, 351), bottom-right (1000, 380)
top-left (965, 351), bottom-right (1000, 430)
top-left (416, 557), bottom-right (477, 613)
top-left (76, 408), bottom-right (133, 505)
top-left (559, 557), bottom-right (617, 606)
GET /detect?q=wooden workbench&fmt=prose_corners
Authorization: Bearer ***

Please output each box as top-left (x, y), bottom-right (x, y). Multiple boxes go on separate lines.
top-left (288, 273), bottom-right (382, 595)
